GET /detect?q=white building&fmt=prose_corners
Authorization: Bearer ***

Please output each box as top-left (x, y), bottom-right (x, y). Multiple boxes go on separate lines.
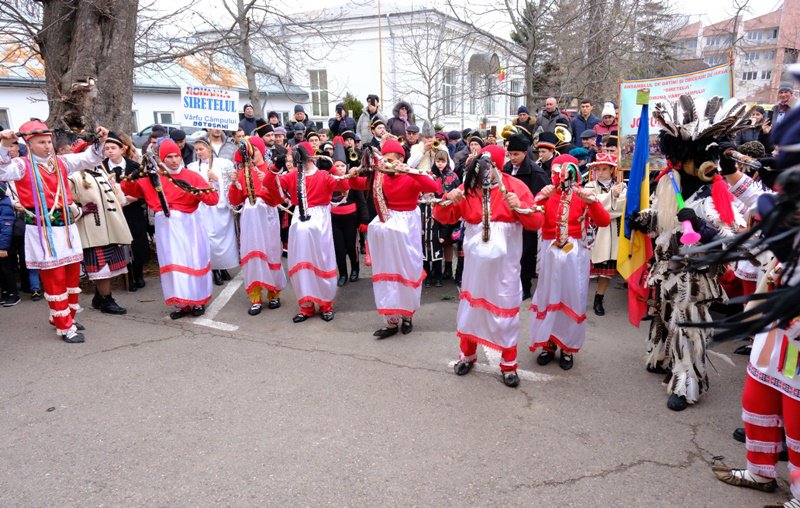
top-left (0, 49), bottom-right (307, 133)
top-left (268, 4), bottom-right (524, 132)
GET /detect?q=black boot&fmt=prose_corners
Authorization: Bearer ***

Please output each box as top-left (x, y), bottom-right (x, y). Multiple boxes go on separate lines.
top-left (133, 264), bottom-right (146, 288)
top-left (593, 293), bottom-right (605, 316)
top-left (349, 266), bottom-right (359, 282)
top-left (213, 270), bottom-right (223, 286)
top-left (92, 289), bottom-right (103, 309)
top-left (443, 262), bottom-right (453, 281)
top-left (220, 269), bottom-right (231, 281)
top-left (100, 294), bottom-right (127, 315)
top-left (127, 269), bottom-right (137, 292)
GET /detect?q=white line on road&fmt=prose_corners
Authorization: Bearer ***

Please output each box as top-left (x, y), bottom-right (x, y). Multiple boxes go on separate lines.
top-left (192, 272), bottom-right (243, 331)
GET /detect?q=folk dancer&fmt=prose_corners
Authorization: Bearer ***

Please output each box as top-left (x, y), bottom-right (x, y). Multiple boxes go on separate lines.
top-left (121, 139), bottom-right (219, 319)
top-left (584, 152), bottom-right (626, 316)
top-left (0, 121), bottom-right (109, 343)
top-left (434, 145), bottom-right (544, 387)
top-left (261, 141), bottom-right (349, 322)
top-left (228, 136), bottom-right (287, 315)
top-left (188, 136), bottom-right (239, 285)
top-left (349, 139), bottom-right (440, 338)
top-left (330, 137), bottom-right (369, 286)
top-left (530, 154), bottom-right (610, 370)
top-left (68, 136), bottom-right (133, 315)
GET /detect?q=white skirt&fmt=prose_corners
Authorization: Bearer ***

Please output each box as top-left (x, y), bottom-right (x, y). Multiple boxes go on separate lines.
top-left (199, 203), bottom-right (239, 270)
top-left (369, 208), bottom-right (425, 318)
top-left (240, 199), bottom-right (287, 294)
top-left (25, 223), bottom-right (83, 270)
top-left (529, 237), bottom-right (590, 353)
top-left (457, 222), bottom-right (523, 350)
top-left (288, 205), bottom-right (337, 307)
top-left (154, 210), bottom-right (213, 307)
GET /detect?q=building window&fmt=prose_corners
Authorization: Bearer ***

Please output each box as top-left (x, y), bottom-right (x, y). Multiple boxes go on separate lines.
top-left (443, 67), bottom-right (457, 116)
top-left (764, 50), bottom-right (776, 60)
top-left (484, 77), bottom-right (495, 116)
top-left (154, 111), bottom-right (174, 124)
top-left (469, 74), bottom-right (479, 115)
top-left (0, 108), bottom-right (10, 130)
top-left (705, 56), bottom-right (723, 66)
top-left (509, 79), bottom-right (523, 115)
top-left (761, 70), bottom-right (772, 80)
top-left (309, 70), bottom-right (329, 117)
top-left (742, 71), bottom-right (757, 81)
top-left (746, 31), bottom-right (762, 41)
top-left (745, 51), bottom-right (760, 63)
top-left (768, 29), bottom-right (778, 39)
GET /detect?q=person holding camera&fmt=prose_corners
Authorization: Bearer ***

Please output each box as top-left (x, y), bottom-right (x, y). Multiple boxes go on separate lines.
top-left (328, 103), bottom-right (356, 137)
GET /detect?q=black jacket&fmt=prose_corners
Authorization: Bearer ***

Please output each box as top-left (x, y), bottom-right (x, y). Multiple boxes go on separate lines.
top-left (503, 155), bottom-right (549, 195)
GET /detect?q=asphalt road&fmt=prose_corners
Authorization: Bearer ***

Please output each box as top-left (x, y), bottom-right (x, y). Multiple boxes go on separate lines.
top-left (0, 264), bottom-right (789, 507)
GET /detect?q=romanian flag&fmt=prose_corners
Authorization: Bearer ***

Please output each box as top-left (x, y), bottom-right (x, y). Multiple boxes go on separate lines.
top-left (497, 66), bottom-right (506, 82)
top-left (617, 103), bottom-right (652, 327)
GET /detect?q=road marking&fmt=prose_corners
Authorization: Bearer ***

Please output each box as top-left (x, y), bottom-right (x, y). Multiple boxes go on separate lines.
top-left (707, 350), bottom-right (736, 368)
top-left (192, 272), bottom-right (243, 331)
top-left (447, 345), bottom-right (555, 382)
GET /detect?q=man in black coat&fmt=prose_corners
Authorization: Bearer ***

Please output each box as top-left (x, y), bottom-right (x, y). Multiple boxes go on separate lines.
top-left (503, 133), bottom-right (549, 299)
top-left (104, 133), bottom-right (151, 291)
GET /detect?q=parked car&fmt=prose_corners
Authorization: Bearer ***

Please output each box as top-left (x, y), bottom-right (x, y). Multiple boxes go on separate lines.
top-left (131, 124), bottom-right (205, 149)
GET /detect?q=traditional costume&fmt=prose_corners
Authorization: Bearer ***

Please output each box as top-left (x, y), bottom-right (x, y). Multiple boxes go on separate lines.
top-left (0, 120), bottom-right (105, 343)
top-left (262, 141), bottom-right (349, 322)
top-left (188, 137), bottom-right (239, 283)
top-left (434, 145), bottom-right (544, 387)
top-left (584, 152), bottom-right (626, 316)
top-left (120, 139), bottom-right (218, 319)
top-left (529, 154), bottom-right (610, 370)
top-left (330, 137), bottom-right (368, 286)
top-left (228, 136), bottom-right (287, 316)
top-left (420, 149), bottom-right (460, 287)
top-left (349, 139), bottom-right (439, 338)
top-left (68, 137), bottom-right (132, 315)
top-left (635, 94), bottom-right (746, 410)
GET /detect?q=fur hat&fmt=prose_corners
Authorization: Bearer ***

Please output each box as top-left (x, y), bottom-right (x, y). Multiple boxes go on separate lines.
top-left (536, 131), bottom-right (559, 150)
top-left (507, 133), bottom-right (530, 152)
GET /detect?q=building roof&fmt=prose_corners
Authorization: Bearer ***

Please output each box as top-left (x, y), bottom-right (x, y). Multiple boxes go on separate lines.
top-left (672, 21), bottom-right (702, 41)
top-left (0, 40), bottom-right (308, 99)
top-left (704, 16), bottom-right (742, 36)
top-left (744, 9), bottom-right (782, 31)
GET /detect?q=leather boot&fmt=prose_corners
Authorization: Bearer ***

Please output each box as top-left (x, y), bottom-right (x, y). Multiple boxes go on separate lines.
top-left (593, 293), bottom-right (605, 316)
top-left (127, 269), bottom-right (138, 292)
top-left (100, 294), bottom-right (127, 315)
top-left (92, 289), bottom-right (103, 309)
top-left (213, 270), bottom-right (223, 286)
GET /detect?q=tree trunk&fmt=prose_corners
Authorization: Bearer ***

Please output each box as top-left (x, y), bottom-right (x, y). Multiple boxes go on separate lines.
top-left (38, 0), bottom-right (138, 134)
top-left (237, 0), bottom-right (263, 117)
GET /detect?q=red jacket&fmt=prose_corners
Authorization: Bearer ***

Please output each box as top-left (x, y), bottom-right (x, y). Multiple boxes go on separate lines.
top-left (350, 172), bottom-right (440, 211)
top-left (121, 168), bottom-right (218, 213)
top-left (537, 188), bottom-right (610, 240)
top-left (262, 167), bottom-right (349, 208)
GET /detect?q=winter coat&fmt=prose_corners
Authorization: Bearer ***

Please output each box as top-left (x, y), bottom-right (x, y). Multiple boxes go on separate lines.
top-left (291, 114), bottom-right (314, 131)
top-left (385, 100), bottom-right (416, 137)
top-left (771, 97), bottom-right (797, 126)
top-left (537, 110), bottom-right (570, 133)
top-left (502, 154), bottom-right (549, 196)
top-left (238, 116), bottom-right (258, 135)
top-left (0, 188), bottom-right (14, 251)
top-left (585, 179), bottom-right (626, 264)
top-left (356, 109), bottom-right (387, 145)
top-left (68, 168), bottom-right (133, 249)
top-left (328, 115), bottom-right (357, 137)
top-left (571, 113), bottom-right (600, 140)
top-left (593, 119), bottom-right (619, 137)
top-left (512, 117), bottom-right (538, 143)
top-left (180, 143), bottom-right (195, 166)
top-left (735, 127), bottom-right (774, 154)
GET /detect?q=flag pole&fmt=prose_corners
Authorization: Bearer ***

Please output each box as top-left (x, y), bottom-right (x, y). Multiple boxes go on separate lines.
top-left (377, 0), bottom-right (384, 103)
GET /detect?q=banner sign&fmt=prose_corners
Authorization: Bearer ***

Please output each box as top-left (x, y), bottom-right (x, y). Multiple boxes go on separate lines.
top-left (619, 64), bottom-right (733, 168)
top-left (180, 86), bottom-right (240, 130)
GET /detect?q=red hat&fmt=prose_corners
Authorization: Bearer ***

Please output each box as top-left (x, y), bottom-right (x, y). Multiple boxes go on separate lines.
top-left (552, 154), bottom-right (579, 168)
top-left (381, 139), bottom-right (405, 157)
top-left (233, 136), bottom-right (266, 164)
top-left (295, 141), bottom-right (314, 158)
top-left (158, 139), bottom-right (181, 161)
top-left (17, 119), bottom-right (52, 141)
top-left (586, 152), bottom-right (618, 168)
top-left (480, 144), bottom-right (506, 171)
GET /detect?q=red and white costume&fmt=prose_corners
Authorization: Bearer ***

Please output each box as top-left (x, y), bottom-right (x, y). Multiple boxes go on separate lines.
top-left (262, 143), bottom-right (349, 315)
top-left (530, 156), bottom-right (610, 354)
top-left (228, 143), bottom-right (287, 301)
top-left (434, 167), bottom-right (543, 372)
top-left (121, 141), bottom-right (218, 309)
top-left (0, 122), bottom-right (104, 339)
top-left (350, 153), bottom-right (439, 325)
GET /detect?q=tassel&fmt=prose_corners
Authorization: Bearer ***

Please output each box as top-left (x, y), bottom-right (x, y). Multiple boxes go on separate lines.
top-left (711, 173), bottom-right (734, 225)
